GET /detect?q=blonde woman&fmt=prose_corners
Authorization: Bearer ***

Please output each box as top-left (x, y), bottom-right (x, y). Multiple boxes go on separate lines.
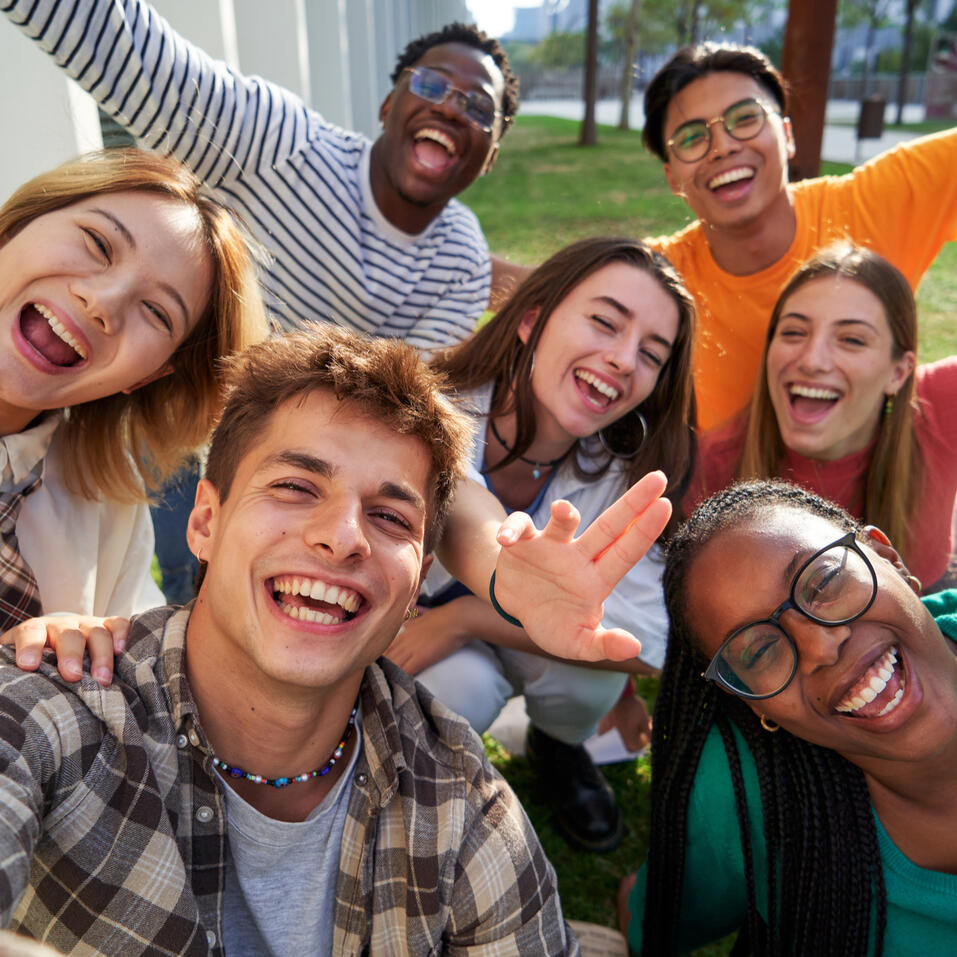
top-left (0, 149), bottom-right (266, 636)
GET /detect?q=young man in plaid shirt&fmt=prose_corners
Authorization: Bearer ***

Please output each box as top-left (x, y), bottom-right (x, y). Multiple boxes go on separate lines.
top-left (0, 326), bottom-right (670, 955)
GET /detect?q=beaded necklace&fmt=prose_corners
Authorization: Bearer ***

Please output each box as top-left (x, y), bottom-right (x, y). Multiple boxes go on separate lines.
top-left (212, 703), bottom-right (358, 789)
top-left (488, 417), bottom-right (569, 480)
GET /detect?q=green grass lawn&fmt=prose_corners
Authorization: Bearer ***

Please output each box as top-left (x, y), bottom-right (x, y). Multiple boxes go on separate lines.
top-left (461, 115), bottom-right (955, 953)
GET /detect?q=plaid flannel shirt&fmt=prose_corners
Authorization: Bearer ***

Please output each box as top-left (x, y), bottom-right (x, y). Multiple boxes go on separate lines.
top-left (0, 606), bottom-right (577, 955)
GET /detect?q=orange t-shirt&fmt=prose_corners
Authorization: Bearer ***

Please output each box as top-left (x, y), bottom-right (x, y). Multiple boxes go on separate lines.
top-left (648, 129), bottom-right (957, 430)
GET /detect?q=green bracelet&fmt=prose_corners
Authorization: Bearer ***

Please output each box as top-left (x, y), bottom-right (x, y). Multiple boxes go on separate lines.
top-left (488, 571), bottom-right (523, 628)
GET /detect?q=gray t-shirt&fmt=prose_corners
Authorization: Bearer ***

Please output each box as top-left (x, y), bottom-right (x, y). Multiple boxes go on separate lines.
top-left (218, 719), bottom-right (362, 956)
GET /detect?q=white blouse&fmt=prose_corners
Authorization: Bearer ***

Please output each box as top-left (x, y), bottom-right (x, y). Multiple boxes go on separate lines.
top-left (2, 414), bottom-right (165, 618)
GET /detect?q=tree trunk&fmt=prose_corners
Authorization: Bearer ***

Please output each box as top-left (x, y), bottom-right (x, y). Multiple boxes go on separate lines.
top-left (618, 0), bottom-right (642, 130)
top-left (690, 1), bottom-right (701, 44)
top-left (782, 0), bottom-right (839, 180)
top-left (895, 0), bottom-right (918, 124)
top-left (580, 0), bottom-right (599, 146)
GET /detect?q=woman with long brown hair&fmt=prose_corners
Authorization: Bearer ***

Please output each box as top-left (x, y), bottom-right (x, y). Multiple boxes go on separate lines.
top-left (388, 236), bottom-right (696, 852)
top-left (693, 243), bottom-right (956, 590)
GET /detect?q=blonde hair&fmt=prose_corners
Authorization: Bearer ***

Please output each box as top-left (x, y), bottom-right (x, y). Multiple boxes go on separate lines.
top-left (0, 149), bottom-right (268, 502)
top-left (738, 244), bottom-right (919, 555)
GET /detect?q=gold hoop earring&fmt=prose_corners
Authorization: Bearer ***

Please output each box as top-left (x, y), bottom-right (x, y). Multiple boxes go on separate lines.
top-left (904, 573), bottom-right (922, 594)
top-left (760, 715), bottom-right (780, 733)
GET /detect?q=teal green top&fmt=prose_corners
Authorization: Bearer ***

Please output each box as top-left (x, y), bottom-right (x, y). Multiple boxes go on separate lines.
top-left (628, 590), bottom-right (957, 955)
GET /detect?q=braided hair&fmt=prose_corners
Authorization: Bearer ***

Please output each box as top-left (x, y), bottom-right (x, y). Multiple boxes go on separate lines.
top-left (643, 480), bottom-right (887, 955)
top-left (389, 22), bottom-right (520, 134)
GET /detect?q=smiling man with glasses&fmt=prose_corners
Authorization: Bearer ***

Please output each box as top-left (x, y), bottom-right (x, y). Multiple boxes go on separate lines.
top-left (3, 3), bottom-right (519, 351)
top-left (641, 42), bottom-right (957, 430)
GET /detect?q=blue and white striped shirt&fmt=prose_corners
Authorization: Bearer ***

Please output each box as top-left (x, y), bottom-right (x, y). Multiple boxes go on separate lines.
top-left (5, 0), bottom-right (491, 349)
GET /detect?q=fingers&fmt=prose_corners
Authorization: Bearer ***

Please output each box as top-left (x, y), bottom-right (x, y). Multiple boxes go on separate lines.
top-left (47, 629), bottom-right (87, 684)
top-left (540, 498), bottom-right (582, 543)
top-left (8, 620), bottom-right (50, 670)
top-left (495, 510), bottom-right (534, 547)
top-left (84, 627), bottom-right (117, 686)
top-left (577, 471), bottom-right (668, 558)
top-left (593, 499), bottom-right (672, 584)
top-left (103, 617), bottom-right (130, 654)
top-left (4, 615), bottom-right (126, 686)
top-left (599, 626), bottom-right (643, 662)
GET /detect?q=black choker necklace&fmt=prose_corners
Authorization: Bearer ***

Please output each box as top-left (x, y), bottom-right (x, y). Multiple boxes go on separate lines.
top-left (488, 418), bottom-right (569, 480)
top-left (212, 704), bottom-right (358, 789)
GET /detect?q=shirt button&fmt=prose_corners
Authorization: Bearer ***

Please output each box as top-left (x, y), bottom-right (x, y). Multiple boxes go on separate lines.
top-left (176, 734), bottom-right (189, 750)
top-left (355, 772), bottom-right (367, 786)
top-left (206, 930), bottom-right (217, 947)
top-left (188, 729), bottom-right (201, 747)
top-left (195, 806), bottom-right (215, 824)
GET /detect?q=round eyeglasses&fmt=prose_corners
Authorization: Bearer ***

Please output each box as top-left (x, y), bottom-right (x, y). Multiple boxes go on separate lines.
top-left (702, 532), bottom-right (878, 700)
top-left (403, 66), bottom-right (501, 133)
top-left (666, 98), bottom-right (774, 163)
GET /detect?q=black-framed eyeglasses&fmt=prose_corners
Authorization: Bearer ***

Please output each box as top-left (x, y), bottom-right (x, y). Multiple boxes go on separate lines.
top-left (403, 66), bottom-right (501, 133)
top-left (702, 532), bottom-right (877, 700)
top-left (666, 98), bottom-right (776, 163)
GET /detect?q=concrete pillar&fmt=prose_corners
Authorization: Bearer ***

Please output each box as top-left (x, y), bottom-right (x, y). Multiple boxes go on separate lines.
top-left (0, 17), bottom-right (102, 200)
top-left (233, 0), bottom-right (311, 104)
top-left (304, 0), bottom-right (353, 128)
top-left (152, 0), bottom-right (240, 68)
top-left (373, 0), bottom-right (399, 103)
top-left (347, 0), bottom-right (379, 136)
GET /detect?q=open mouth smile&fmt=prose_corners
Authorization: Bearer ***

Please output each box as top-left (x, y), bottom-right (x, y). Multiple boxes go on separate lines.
top-left (270, 574), bottom-right (363, 626)
top-left (706, 165), bottom-right (756, 199)
top-left (835, 646), bottom-right (906, 718)
top-left (412, 127), bottom-right (458, 172)
top-left (786, 382), bottom-right (842, 422)
top-left (574, 369), bottom-right (621, 409)
top-left (19, 302), bottom-right (88, 366)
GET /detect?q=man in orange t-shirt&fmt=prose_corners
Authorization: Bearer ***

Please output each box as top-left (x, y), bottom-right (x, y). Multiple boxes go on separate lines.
top-left (641, 44), bottom-right (957, 429)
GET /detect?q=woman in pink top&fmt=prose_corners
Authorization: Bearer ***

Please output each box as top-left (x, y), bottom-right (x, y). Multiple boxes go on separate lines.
top-left (693, 243), bottom-right (957, 590)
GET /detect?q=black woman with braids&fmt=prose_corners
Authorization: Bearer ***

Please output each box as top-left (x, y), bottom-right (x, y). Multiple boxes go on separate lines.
top-left (621, 480), bottom-right (957, 955)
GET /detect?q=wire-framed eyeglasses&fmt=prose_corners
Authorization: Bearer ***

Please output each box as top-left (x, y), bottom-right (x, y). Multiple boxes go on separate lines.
top-left (403, 66), bottom-right (501, 133)
top-left (702, 532), bottom-right (878, 700)
top-left (666, 98), bottom-right (777, 163)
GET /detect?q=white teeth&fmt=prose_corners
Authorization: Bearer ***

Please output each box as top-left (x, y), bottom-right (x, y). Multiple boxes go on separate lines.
top-left (575, 370), bottom-right (620, 401)
top-left (278, 602), bottom-right (341, 626)
top-left (877, 688), bottom-right (905, 717)
top-left (790, 383), bottom-right (840, 401)
top-left (707, 167), bottom-right (754, 189)
top-left (414, 128), bottom-right (456, 155)
top-left (835, 647), bottom-right (902, 715)
top-left (33, 303), bottom-right (87, 360)
top-left (272, 575), bottom-right (361, 613)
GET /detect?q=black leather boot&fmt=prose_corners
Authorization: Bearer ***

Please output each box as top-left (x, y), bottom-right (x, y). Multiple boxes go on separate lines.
top-left (526, 725), bottom-right (624, 853)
